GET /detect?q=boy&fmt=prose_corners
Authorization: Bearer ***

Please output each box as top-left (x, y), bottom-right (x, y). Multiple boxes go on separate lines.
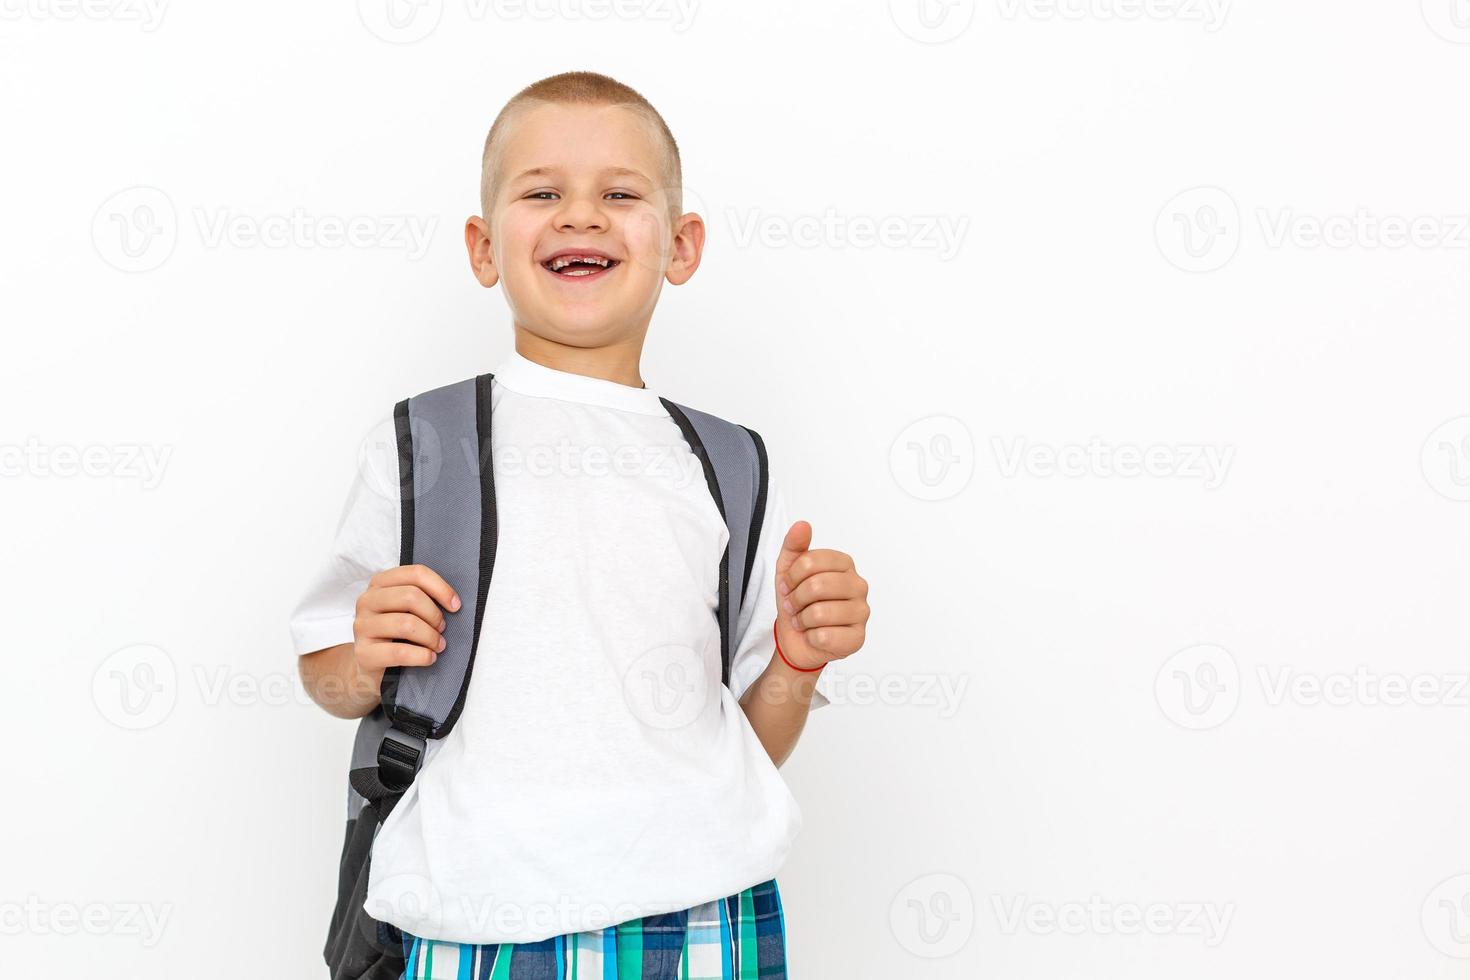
top-left (290, 71), bottom-right (870, 976)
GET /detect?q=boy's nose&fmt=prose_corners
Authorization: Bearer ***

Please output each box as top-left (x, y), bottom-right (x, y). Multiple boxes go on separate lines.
top-left (554, 197), bottom-right (607, 232)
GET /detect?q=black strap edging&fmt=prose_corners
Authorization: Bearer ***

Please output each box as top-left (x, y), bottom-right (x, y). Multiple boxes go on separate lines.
top-left (381, 398), bottom-right (416, 717)
top-left (393, 398), bottom-right (414, 567)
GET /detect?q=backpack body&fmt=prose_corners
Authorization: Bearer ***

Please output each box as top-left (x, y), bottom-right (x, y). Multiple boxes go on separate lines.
top-left (321, 373), bottom-right (769, 979)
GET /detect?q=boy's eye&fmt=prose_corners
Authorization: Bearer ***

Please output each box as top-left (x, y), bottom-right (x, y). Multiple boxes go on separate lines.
top-left (519, 190), bottom-right (641, 203)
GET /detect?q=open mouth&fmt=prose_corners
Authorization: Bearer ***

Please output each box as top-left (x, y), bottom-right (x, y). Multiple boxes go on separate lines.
top-left (541, 253), bottom-right (620, 281)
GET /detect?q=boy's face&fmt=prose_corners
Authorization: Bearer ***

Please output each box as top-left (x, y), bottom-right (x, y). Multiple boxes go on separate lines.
top-left (466, 103), bottom-right (703, 347)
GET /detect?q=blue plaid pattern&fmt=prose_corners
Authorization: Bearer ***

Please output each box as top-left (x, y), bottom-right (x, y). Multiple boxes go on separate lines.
top-left (399, 878), bottom-right (788, 979)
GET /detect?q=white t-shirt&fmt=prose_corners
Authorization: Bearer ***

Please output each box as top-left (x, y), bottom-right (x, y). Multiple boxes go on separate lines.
top-left (288, 350), bottom-right (834, 944)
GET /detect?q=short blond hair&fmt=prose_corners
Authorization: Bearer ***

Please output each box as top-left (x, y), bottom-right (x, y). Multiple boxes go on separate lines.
top-left (479, 71), bottom-right (682, 220)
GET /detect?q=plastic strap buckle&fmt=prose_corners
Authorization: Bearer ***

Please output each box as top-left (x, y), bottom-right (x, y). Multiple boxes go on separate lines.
top-left (377, 727), bottom-right (426, 793)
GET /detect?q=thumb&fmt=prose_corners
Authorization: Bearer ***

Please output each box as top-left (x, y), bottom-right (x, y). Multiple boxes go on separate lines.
top-left (776, 520), bottom-right (812, 580)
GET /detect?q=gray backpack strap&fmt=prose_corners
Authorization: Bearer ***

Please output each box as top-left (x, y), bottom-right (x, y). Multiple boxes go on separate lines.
top-left (326, 375), bottom-right (497, 977)
top-left (659, 398), bottom-right (769, 687)
top-left (373, 373), bottom-right (498, 792)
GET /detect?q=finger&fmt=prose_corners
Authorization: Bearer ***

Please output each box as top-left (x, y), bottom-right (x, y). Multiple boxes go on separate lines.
top-left (360, 585), bottom-right (448, 632)
top-left (786, 570), bottom-right (865, 614)
top-left (357, 639), bottom-right (438, 673)
top-left (803, 624), bottom-right (864, 658)
top-left (775, 521), bottom-right (812, 581)
top-left (794, 598), bottom-right (870, 632)
top-left (779, 520), bottom-right (812, 559)
top-left (360, 611), bottom-right (445, 653)
top-left (370, 564), bottom-right (461, 613)
top-left (784, 549), bottom-right (853, 591)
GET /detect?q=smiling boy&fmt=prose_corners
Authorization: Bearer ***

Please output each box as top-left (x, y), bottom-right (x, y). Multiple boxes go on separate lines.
top-left (291, 71), bottom-right (870, 977)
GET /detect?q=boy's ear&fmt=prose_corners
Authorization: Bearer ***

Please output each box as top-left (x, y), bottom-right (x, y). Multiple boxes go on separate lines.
top-left (664, 212), bottom-right (705, 286)
top-left (464, 216), bottom-right (499, 288)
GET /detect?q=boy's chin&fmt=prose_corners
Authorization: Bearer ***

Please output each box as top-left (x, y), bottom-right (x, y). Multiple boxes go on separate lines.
top-left (523, 306), bottom-right (643, 344)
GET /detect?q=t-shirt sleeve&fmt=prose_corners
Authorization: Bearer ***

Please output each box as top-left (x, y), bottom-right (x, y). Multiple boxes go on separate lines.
top-left (727, 479), bottom-right (838, 711)
top-left (287, 424), bottom-right (401, 657)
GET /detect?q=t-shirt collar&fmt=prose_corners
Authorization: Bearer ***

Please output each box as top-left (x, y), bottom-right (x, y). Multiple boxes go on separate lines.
top-left (492, 349), bottom-right (668, 417)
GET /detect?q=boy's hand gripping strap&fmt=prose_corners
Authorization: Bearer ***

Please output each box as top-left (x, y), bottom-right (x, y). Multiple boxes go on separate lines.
top-left (377, 374), bottom-right (498, 792)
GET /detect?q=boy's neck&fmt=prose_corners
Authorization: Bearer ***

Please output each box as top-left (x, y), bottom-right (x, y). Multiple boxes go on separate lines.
top-left (512, 328), bottom-right (648, 390)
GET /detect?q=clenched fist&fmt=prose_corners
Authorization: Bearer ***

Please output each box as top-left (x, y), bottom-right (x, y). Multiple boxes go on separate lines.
top-left (773, 521), bottom-right (870, 671)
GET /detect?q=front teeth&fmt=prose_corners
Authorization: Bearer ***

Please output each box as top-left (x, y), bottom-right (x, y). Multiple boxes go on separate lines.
top-left (548, 255), bottom-right (612, 271)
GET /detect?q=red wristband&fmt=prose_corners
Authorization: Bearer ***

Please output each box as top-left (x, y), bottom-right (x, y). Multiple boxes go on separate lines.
top-left (774, 620), bottom-right (824, 672)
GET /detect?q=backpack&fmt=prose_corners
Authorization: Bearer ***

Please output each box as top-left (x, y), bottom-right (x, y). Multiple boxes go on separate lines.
top-left (322, 372), bottom-right (770, 980)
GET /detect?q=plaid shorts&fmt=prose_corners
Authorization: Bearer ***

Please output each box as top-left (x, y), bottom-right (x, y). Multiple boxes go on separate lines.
top-left (399, 878), bottom-right (788, 979)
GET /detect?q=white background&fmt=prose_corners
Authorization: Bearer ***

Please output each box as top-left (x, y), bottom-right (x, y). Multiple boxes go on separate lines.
top-left (3, 1), bottom-right (1470, 977)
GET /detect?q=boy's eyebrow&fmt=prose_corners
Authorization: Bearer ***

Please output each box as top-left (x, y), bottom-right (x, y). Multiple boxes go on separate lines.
top-left (509, 165), bottom-right (653, 183)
